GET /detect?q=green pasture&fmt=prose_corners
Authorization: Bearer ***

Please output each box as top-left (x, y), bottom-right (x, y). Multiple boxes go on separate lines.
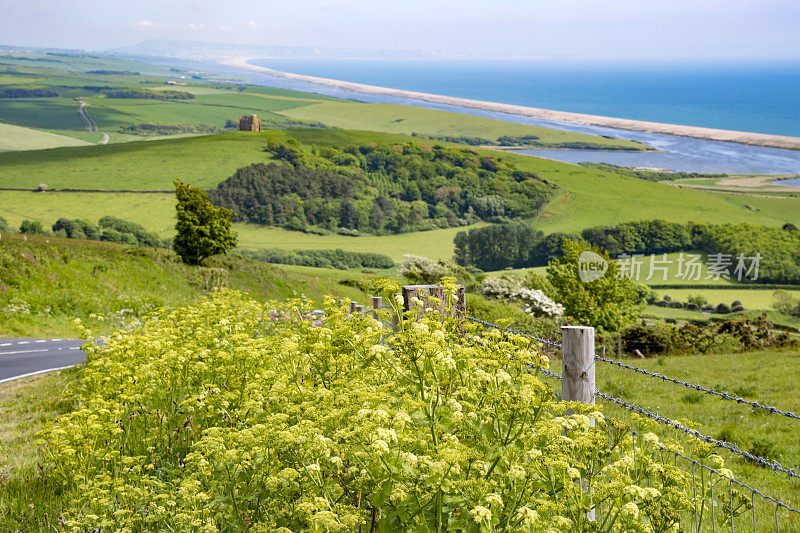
top-left (281, 101), bottom-right (646, 150)
top-left (502, 154), bottom-right (800, 231)
top-left (652, 287), bottom-right (800, 310)
top-left (563, 349), bottom-right (800, 516)
top-left (235, 222), bottom-right (485, 263)
top-left (0, 122), bottom-right (91, 151)
top-left (0, 191), bottom-right (176, 238)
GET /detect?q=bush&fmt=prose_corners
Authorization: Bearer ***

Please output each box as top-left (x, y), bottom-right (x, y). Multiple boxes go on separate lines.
top-left (19, 219), bottom-right (46, 235)
top-left (244, 248), bottom-right (394, 270)
top-left (400, 254), bottom-right (478, 290)
top-left (33, 289), bottom-right (700, 530)
top-left (621, 324), bottom-right (673, 356)
top-left (100, 228), bottom-right (137, 245)
top-left (0, 216), bottom-right (10, 232)
top-left (715, 303), bottom-right (731, 314)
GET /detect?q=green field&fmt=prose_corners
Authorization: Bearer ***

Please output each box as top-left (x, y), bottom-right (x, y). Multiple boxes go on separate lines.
top-left (0, 122), bottom-right (91, 151)
top-left (2, 129), bottom-right (799, 269)
top-left (0, 233), bottom-right (374, 338)
top-left (0, 191), bottom-right (176, 238)
top-left (281, 101), bottom-right (648, 149)
top-left (235, 222), bottom-right (486, 263)
top-left (563, 349), bottom-right (800, 516)
top-left (1, 52), bottom-right (649, 155)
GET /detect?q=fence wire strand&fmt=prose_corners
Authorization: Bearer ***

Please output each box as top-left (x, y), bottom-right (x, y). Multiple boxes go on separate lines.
top-left (468, 315), bottom-right (800, 527)
top-left (465, 316), bottom-right (562, 348)
top-left (596, 391), bottom-right (800, 481)
top-left (468, 315), bottom-right (800, 422)
top-left (594, 353), bottom-right (800, 421)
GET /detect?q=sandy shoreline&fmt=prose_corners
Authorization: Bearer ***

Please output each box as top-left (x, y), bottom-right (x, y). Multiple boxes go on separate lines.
top-left (225, 57), bottom-right (800, 151)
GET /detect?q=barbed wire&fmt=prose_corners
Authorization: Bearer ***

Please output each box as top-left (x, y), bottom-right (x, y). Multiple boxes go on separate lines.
top-left (594, 353), bottom-right (800, 421)
top-left (471, 316), bottom-right (800, 479)
top-left (535, 365), bottom-right (800, 526)
top-left (528, 362), bottom-right (800, 481)
top-left (465, 316), bottom-right (562, 348)
top-left (596, 390), bottom-right (800, 481)
top-left (468, 315), bottom-right (799, 421)
top-left (625, 425), bottom-right (800, 519)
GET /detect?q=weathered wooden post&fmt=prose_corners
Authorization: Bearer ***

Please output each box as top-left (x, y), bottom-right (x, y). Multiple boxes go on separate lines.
top-left (348, 301), bottom-right (357, 316)
top-left (561, 325), bottom-right (596, 521)
top-left (561, 325), bottom-right (595, 408)
top-left (371, 296), bottom-right (383, 319)
top-left (401, 284), bottom-right (466, 320)
top-left (355, 304), bottom-right (365, 315)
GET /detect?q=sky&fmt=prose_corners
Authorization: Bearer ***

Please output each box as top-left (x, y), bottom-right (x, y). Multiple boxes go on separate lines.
top-left (1, 0), bottom-right (799, 61)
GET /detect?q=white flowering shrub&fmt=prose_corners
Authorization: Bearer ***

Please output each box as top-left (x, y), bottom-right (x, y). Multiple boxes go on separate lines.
top-left (33, 280), bottom-right (743, 531)
top-left (480, 276), bottom-right (564, 317)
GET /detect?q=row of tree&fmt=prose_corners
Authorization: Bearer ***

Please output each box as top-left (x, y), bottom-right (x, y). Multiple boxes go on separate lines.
top-left (209, 139), bottom-right (554, 235)
top-left (454, 219), bottom-right (800, 283)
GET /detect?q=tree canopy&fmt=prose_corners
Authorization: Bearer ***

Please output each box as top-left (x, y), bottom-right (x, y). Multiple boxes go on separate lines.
top-left (173, 181), bottom-right (237, 265)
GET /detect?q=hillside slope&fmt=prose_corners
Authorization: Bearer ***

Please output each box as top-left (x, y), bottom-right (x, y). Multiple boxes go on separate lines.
top-left (0, 233), bottom-right (372, 337)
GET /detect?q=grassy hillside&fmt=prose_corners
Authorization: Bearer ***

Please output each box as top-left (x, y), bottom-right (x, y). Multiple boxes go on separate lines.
top-left (0, 191), bottom-right (176, 238)
top-left (504, 154), bottom-right (800, 232)
top-left (2, 129), bottom-right (799, 265)
top-left (0, 233), bottom-right (373, 338)
top-left (280, 101), bottom-right (648, 150)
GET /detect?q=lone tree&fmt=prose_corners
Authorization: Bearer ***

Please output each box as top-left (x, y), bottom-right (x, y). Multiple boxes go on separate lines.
top-left (546, 240), bottom-right (644, 332)
top-left (173, 181), bottom-right (237, 265)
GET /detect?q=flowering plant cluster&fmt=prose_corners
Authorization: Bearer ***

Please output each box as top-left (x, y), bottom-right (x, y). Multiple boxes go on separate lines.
top-left (38, 280), bottom-right (736, 531)
top-left (480, 276), bottom-right (565, 317)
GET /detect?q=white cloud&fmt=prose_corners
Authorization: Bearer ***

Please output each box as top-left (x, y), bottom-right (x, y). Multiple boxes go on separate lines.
top-left (132, 20), bottom-right (166, 31)
top-left (182, 23), bottom-right (208, 31)
top-left (247, 19), bottom-right (262, 30)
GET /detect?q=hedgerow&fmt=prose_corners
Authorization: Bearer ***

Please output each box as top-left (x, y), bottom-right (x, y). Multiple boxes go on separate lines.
top-left (35, 281), bottom-right (739, 531)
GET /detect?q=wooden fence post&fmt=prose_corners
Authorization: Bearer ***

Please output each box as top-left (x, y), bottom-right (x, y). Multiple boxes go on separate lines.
top-left (355, 304), bottom-right (365, 315)
top-left (561, 325), bottom-right (596, 406)
top-left (401, 284), bottom-right (466, 320)
top-left (348, 301), bottom-right (357, 316)
top-left (371, 296), bottom-right (383, 319)
top-left (561, 325), bottom-right (596, 521)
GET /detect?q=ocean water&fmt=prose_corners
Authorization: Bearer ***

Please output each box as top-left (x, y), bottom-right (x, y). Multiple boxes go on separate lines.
top-left (252, 59), bottom-right (800, 138)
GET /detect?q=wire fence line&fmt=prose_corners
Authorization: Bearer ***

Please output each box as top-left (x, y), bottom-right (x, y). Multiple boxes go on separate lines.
top-left (465, 316), bottom-right (563, 348)
top-left (528, 355), bottom-right (800, 529)
top-left (528, 360), bottom-right (800, 481)
top-left (593, 353), bottom-right (800, 421)
top-left (625, 426), bottom-right (800, 529)
top-left (465, 314), bottom-right (800, 528)
top-left (466, 315), bottom-right (800, 421)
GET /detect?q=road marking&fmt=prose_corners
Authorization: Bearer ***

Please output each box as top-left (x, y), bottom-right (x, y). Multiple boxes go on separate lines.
top-left (0, 349), bottom-right (50, 356)
top-left (34, 340), bottom-right (47, 343)
top-left (17, 341), bottom-right (30, 344)
top-left (69, 347), bottom-right (79, 350)
top-left (0, 365), bottom-right (77, 385)
top-left (0, 343), bottom-right (11, 346)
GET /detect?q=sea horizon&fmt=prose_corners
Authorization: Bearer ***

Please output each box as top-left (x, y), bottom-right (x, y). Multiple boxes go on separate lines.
top-left (250, 58), bottom-right (800, 139)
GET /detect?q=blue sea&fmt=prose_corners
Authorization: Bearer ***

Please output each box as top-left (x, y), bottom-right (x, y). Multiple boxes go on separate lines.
top-left (252, 59), bottom-right (800, 138)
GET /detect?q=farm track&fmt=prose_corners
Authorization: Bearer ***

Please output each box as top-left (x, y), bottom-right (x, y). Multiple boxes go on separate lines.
top-left (76, 99), bottom-right (108, 144)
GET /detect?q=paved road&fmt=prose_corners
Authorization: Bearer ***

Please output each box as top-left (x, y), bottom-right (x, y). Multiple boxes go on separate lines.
top-left (0, 338), bottom-right (86, 384)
